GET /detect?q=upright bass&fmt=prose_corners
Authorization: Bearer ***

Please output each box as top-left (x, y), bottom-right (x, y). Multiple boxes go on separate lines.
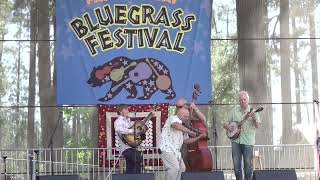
top-left (183, 84), bottom-right (213, 172)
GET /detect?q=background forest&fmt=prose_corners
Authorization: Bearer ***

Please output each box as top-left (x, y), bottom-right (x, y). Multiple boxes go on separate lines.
top-left (0, 0), bottom-right (319, 150)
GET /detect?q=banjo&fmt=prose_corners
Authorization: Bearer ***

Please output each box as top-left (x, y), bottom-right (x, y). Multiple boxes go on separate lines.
top-left (226, 107), bottom-right (263, 140)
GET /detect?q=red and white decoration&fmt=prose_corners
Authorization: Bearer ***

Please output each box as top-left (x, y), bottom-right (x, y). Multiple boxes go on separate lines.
top-left (98, 103), bottom-right (169, 167)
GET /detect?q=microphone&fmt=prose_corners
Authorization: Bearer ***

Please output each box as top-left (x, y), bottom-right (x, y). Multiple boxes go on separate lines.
top-left (314, 100), bottom-right (319, 104)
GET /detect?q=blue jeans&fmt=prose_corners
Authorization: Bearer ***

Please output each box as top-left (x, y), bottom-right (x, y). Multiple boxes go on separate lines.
top-left (122, 148), bottom-right (143, 174)
top-left (231, 142), bottom-right (253, 180)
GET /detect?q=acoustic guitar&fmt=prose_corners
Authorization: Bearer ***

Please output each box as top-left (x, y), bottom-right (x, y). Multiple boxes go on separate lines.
top-left (121, 109), bottom-right (154, 147)
top-left (226, 107), bottom-right (263, 140)
top-left (111, 62), bottom-right (152, 92)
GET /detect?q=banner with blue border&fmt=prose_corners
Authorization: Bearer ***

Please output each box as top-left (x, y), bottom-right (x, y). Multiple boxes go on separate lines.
top-left (56, 0), bottom-right (213, 105)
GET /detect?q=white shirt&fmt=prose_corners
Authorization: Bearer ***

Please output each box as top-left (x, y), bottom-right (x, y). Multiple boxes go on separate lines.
top-left (159, 115), bottom-right (188, 158)
top-left (114, 115), bottom-right (134, 152)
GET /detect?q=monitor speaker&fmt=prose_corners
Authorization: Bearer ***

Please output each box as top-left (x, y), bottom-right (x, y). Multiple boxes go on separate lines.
top-left (36, 175), bottom-right (79, 180)
top-left (253, 170), bottom-right (297, 180)
top-left (112, 173), bottom-right (154, 180)
top-left (181, 171), bottom-right (225, 180)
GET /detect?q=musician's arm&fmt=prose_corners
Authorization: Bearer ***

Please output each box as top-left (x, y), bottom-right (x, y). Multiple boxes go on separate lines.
top-left (251, 113), bottom-right (261, 128)
top-left (114, 118), bottom-right (134, 134)
top-left (183, 135), bottom-right (202, 144)
top-left (171, 122), bottom-right (196, 136)
top-left (223, 123), bottom-right (230, 130)
top-left (195, 109), bottom-right (206, 123)
top-left (190, 103), bottom-right (206, 123)
top-left (223, 110), bottom-right (233, 130)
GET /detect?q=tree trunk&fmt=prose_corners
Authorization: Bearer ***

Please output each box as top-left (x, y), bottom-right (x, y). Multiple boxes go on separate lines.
top-left (280, 0), bottom-right (292, 144)
top-left (77, 113), bottom-right (81, 142)
top-left (27, 0), bottom-right (37, 149)
top-left (264, 0), bottom-right (273, 145)
top-left (14, 21), bottom-right (22, 148)
top-left (51, 0), bottom-right (64, 148)
top-left (37, 0), bottom-right (63, 149)
top-left (0, 32), bottom-right (3, 147)
top-left (72, 116), bottom-right (76, 138)
top-left (309, 0), bottom-right (319, 101)
top-left (236, 0), bottom-right (271, 144)
top-left (91, 108), bottom-right (99, 148)
top-left (0, 33), bottom-right (4, 62)
top-left (38, 0), bottom-right (51, 148)
top-left (292, 18), bottom-right (302, 124)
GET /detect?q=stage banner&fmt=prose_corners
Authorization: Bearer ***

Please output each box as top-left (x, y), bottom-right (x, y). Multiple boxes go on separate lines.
top-left (56, 0), bottom-right (213, 105)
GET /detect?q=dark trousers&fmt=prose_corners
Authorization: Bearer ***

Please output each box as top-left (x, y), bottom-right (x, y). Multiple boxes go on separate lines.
top-left (122, 148), bottom-right (143, 174)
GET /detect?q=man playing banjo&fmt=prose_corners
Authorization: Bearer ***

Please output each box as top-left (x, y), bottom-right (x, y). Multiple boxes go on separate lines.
top-left (223, 91), bottom-right (261, 180)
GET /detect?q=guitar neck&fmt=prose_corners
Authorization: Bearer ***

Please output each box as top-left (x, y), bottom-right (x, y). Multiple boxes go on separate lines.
top-left (141, 112), bottom-right (153, 124)
top-left (238, 107), bottom-right (262, 126)
top-left (238, 109), bottom-right (253, 126)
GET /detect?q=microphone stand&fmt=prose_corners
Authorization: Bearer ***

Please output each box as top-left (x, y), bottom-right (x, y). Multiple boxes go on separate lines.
top-left (2, 156), bottom-right (7, 180)
top-left (34, 150), bottom-right (39, 175)
top-left (210, 102), bottom-right (218, 170)
top-left (47, 110), bottom-right (63, 176)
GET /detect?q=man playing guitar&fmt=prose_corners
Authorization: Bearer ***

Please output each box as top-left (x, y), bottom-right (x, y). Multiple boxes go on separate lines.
top-left (223, 91), bottom-right (261, 180)
top-left (114, 105), bottom-right (143, 174)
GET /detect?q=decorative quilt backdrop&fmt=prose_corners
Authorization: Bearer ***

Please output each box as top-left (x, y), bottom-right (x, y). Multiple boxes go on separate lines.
top-left (56, 0), bottom-right (213, 105)
top-left (98, 103), bottom-right (169, 167)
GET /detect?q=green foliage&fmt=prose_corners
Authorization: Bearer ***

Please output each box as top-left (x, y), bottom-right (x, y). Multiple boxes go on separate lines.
top-left (63, 107), bottom-right (96, 148)
top-left (211, 40), bottom-right (239, 104)
top-left (0, 0), bottom-right (12, 34)
top-left (0, 63), bottom-right (6, 97)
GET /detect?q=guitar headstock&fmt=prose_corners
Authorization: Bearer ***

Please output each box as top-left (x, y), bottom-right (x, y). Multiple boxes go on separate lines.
top-left (145, 104), bottom-right (160, 114)
top-left (254, 107), bottom-right (263, 113)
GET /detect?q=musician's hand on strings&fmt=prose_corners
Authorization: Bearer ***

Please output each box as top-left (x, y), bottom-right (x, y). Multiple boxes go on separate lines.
top-left (223, 123), bottom-right (231, 131)
top-left (188, 131), bottom-right (197, 137)
top-left (127, 129), bottom-right (134, 134)
top-left (189, 102), bottom-right (197, 110)
top-left (248, 112), bottom-right (257, 121)
top-left (227, 124), bottom-right (234, 131)
top-left (190, 103), bottom-right (201, 113)
top-left (199, 132), bottom-right (207, 139)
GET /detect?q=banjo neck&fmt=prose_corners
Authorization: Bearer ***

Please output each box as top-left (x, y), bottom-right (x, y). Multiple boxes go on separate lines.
top-left (238, 108), bottom-right (253, 126)
top-left (238, 107), bottom-right (264, 126)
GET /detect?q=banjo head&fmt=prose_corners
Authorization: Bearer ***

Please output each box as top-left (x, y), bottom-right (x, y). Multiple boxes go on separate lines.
top-left (226, 121), bottom-right (240, 139)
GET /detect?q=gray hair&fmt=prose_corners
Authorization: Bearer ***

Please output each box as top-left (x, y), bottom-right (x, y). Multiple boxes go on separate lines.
top-left (239, 90), bottom-right (249, 99)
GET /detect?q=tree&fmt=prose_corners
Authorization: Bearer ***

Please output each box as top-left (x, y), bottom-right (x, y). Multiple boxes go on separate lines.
top-left (27, 0), bottom-right (37, 149)
top-left (308, 0), bottom-right (319, 101)
top-left (280, 0), bottom-right (292, 144)
top-left (37, 0), bottom-right (63, 148)
top-left (0, 0), bottom-right (12, 147)
top-left (292, 17), bottom-right (302, 124)
top-left (236, 0), bottom-right (272, 144)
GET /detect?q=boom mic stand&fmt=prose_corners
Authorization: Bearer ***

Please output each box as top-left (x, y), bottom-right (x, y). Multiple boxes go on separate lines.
top-left (209, 101), bottom-right (218, 170)
top-left (2, 156), bottom-right (7, 180)
top-left (47, 110), bottom-right (63, 176)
